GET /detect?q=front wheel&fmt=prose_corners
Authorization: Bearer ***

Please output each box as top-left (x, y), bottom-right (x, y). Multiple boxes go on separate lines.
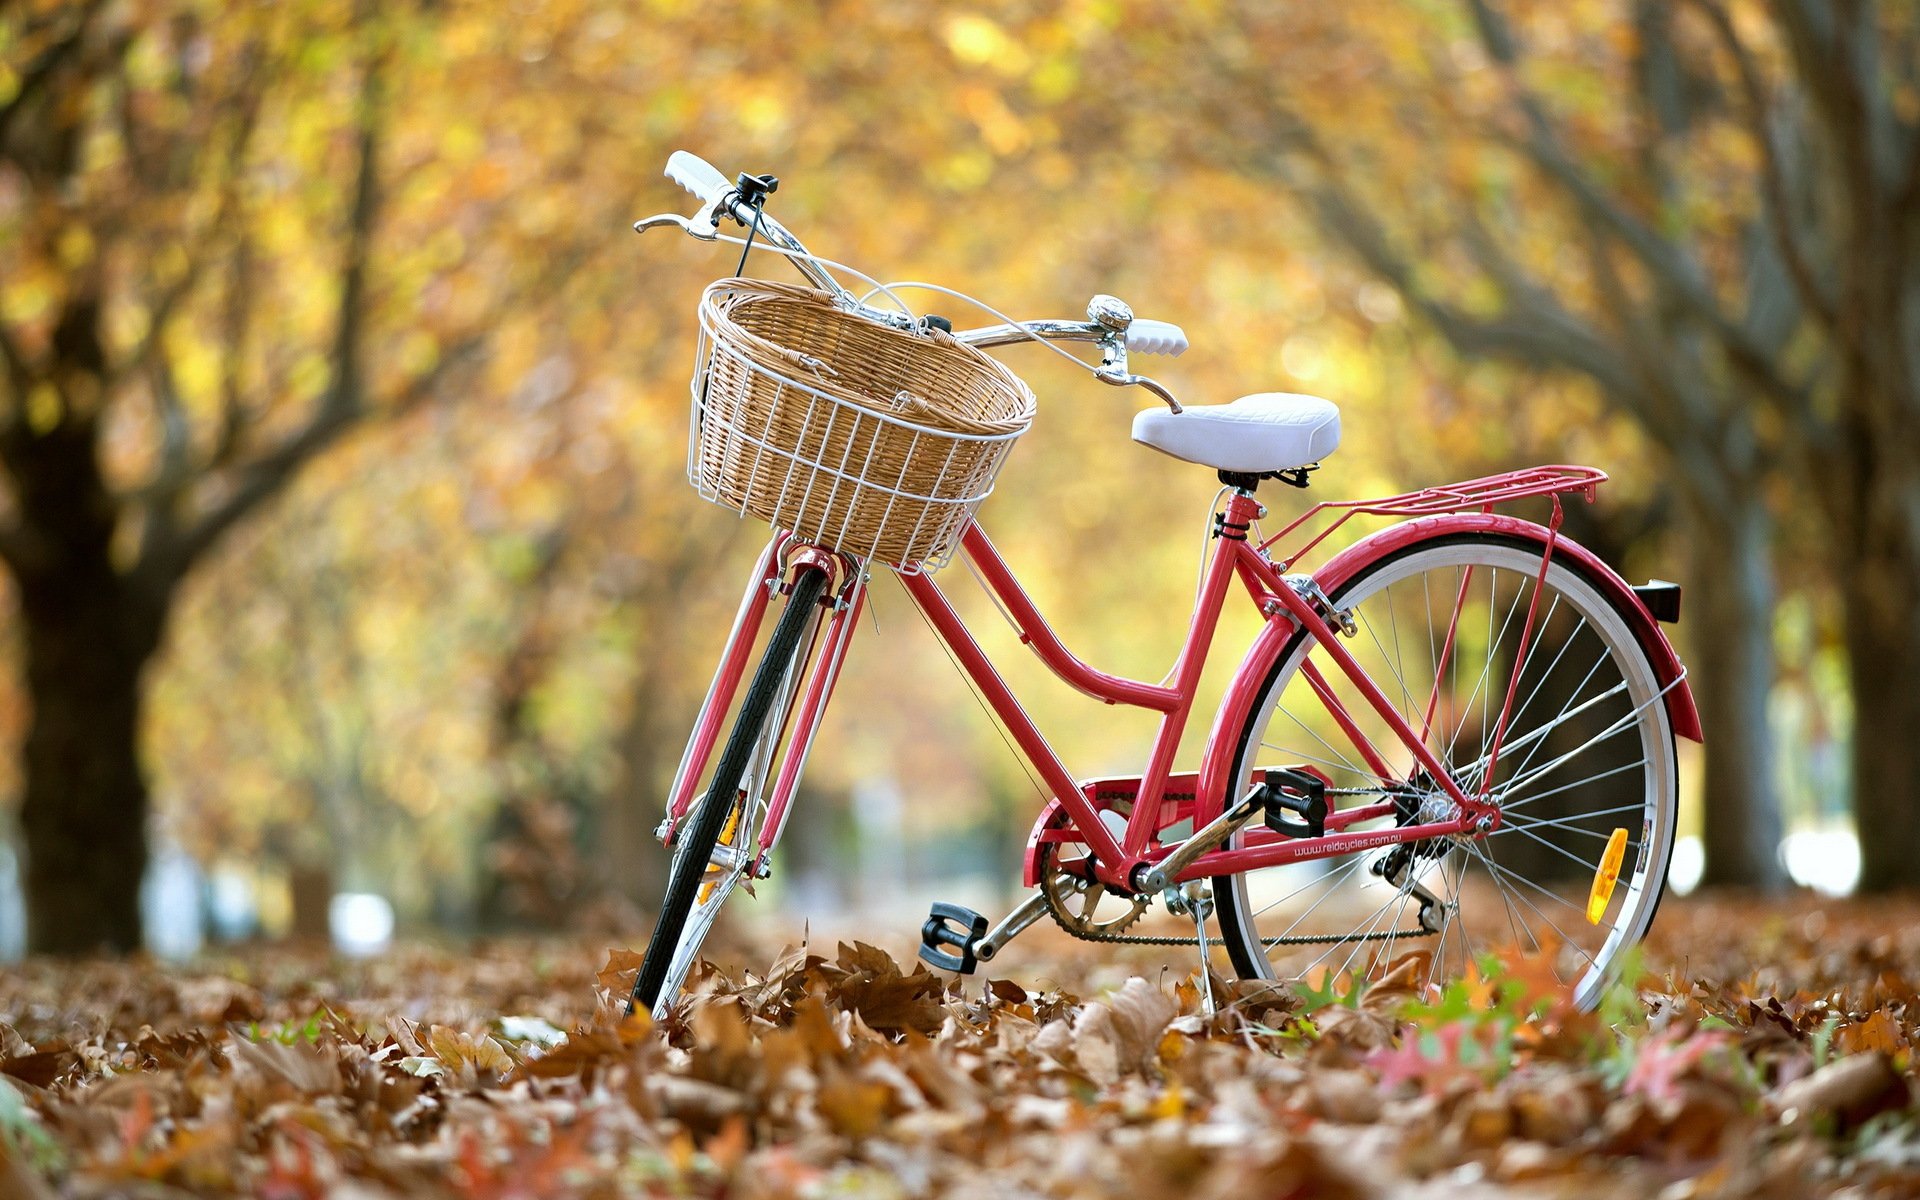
top-left (630, 565), bottom-right (829, 1017)
top-left (1214, 533), bottom-right (1678, 1011)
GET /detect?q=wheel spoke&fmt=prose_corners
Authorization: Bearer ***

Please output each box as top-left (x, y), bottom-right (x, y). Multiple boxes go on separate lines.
top-left (1479, 849), bottom-right (1618, 940)
top-left (1261, 738), bottom-right (1375, 782)
top-left (1260, 858), bottom-right (1375, 961)
top-left (1466, 840), bottom-right (1537, 953)
top-left (1490, 819), bottom-right (1604, 875)
top-left (1273, 703), bottom-right (1380, 782)
top-left (1499, 760), bottom-right (1646, 814)
top-left (1452, 679), bottom-right (1630, 790)
top-left (1500, 648), bottom-right (1617, 783)
top-left (1299, 882), bottom-right (1405, 978)
top-left (1252, 853), bottom-right (1367, 921)
top-left (1492, 677), bottom-right (1681, 803)
top-left (1358, 592), bottom-right (1417, 726)
top-left (1496, 800), bottom-right (1647, 837)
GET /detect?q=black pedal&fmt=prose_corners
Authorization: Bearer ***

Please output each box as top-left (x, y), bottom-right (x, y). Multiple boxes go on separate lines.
top-left (1263, 767), bottom-right (1327, 839)
top-left (919, 902), bottom-right (988, 974)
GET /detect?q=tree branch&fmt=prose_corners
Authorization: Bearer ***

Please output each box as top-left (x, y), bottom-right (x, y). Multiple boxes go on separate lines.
top-left (149, 331), bottom-right (486, 581)
top-left (212, 231), bottom-right (255, 469)
top-left (1687, 0), bottom-right (1837, 328)
top-left (145, 357), bottom-right (195, 501)
top-left (1285, 160), bottom-right (1674, 444)
top-left (0, 1), bottom-right (107, 146)
top-left (108, 52), bottom-right (265, 397)
top-left (0, 317), bottom-right (31, 401)
top-left (137, 32), bottom-right (389, 583)
top-left (1465, 0), bottom-right (1814, 418)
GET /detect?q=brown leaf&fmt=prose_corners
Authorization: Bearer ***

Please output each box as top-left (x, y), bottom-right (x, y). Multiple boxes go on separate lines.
top-left (1508, 1071), bottom-right (1595, 1145)
top-left (1450, 1091), bottom-right (1513, 1149)
top-left (1042, 977), bottom-right (1178, 1085)
top-left (597, 948), bottom-right (645, 992)
top-left (1836, 1010), bottom-right (1904, 1056)
top-left (427, 1026), bottom-right (513, 1080)
top-left (0, 1025), bottom-right (35, 1059)
top-left (815, 1071), bottom-right (893, 1139)
top-left (0, 1047), bottom-right (73, 1090)
top-left (1306, 1068), bottom-right (1383, 1123)
top-left (649, 1075), bottom-right (752, 1130)
top-left (1102, 977), bottom-right (1178, 1065)
top-left (1770, 1052), bottom-right (1909, 1131)
top-left (821, 942), bottom-right (945, 1037)
top-left (1491, 1140), bottom-right (1566, 1182)
top-left (226, 1037), bottom-right (340, 1094)
top-left (986, 978), bottom-right (1029, 1005)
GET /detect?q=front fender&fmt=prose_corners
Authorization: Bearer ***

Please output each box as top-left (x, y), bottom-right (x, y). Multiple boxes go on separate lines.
top-left (1193, 513), bottom-right (1702, 825)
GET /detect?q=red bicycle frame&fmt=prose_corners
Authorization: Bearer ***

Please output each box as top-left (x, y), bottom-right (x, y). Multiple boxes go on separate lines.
top-left (662, 466), bottom-right (1700, 894)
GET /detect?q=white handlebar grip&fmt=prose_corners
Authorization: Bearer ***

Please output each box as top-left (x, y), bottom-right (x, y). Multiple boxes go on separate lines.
top-left (665, 151), bottom-right (733, 205)
top-left (1126, 319), bottom-right (1189, 357)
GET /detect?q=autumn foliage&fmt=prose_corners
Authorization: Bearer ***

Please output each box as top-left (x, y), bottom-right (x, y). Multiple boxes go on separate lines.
top-left (4, 896), bottom-right (1919, 1198)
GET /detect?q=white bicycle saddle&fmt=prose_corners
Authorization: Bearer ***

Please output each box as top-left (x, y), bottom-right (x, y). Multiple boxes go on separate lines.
top-left (1131, 392), bottom-right (1342, 474)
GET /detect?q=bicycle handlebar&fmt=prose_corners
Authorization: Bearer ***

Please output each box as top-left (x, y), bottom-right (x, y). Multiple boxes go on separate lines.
top-left (665, 151), bottom-right (732, 208)
top-left (639, 151), bottom-right (1188, 408)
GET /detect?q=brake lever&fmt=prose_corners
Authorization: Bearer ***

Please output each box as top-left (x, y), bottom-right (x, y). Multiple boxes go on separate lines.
top-left (632, 210), bottom-right (719, 240)
top-left (1095, 367), bottom-right (1182, 413)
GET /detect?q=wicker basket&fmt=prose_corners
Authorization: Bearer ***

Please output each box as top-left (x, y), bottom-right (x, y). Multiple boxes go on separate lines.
top-left (688, 279), bottom-right (1036, 571)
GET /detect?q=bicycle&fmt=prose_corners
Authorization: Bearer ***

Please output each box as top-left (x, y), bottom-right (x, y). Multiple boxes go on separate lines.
top-left (626, 152), bottom-right (1699, 1019)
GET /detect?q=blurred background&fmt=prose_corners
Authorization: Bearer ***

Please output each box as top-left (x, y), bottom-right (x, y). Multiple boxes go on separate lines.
top-left (0, 0), bottom-right (1913, 960)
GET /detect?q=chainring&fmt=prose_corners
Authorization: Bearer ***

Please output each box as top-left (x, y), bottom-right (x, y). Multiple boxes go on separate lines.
top-left (1035, 801), bottom-right (1150, 936)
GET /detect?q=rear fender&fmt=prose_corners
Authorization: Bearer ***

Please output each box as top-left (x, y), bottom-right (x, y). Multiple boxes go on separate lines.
top-left (1311, 514), bottom-right (1701, 741)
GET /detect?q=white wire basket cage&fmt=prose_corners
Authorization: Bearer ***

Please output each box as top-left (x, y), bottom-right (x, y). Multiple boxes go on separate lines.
top-left (687, 279), bottom-right (1037, 572)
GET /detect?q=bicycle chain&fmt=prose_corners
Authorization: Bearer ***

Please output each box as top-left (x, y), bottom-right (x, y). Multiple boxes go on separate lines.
top-left (1039, 881), bottom-right (1436, 948)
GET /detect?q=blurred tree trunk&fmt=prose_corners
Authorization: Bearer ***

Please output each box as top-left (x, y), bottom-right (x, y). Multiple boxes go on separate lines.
top-left (13, 504), bottom-right (166, 951)
top-left (601, 692), bottom-right (671, 918)
top-left (1686, 494), bottom-right (1785, 887)
top-left (1840, 513), bottom-right (1920, 892)
top-left (288, 864), bottom-right (336, 943)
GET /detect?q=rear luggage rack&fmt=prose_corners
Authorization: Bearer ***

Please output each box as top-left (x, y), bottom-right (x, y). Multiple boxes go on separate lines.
top-left (1260, 465), bottom-right (1607, 568)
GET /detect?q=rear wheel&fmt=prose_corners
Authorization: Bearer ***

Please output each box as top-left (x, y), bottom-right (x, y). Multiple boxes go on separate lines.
top-left (630, 565), bottom-right (829, 1016)
top-left (1214, 534), bottom-right (1678, 1011)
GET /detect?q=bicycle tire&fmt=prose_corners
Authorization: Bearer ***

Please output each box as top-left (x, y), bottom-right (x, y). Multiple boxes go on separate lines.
top-left (1213, 532), bottom-right (1678, 1011)
top-left (630, 564), bottom-right (830, 1014)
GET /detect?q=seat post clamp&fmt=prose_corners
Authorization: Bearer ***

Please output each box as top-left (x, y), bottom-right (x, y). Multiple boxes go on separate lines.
top-left (1212, 512), bottom-right (1251, 541)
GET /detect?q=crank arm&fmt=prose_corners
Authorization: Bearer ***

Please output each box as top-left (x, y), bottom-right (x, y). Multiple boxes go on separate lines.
top-left (1132, 779), bottom-right (1269, 893)
top-left (970, 891), bottom-right (1052, 964)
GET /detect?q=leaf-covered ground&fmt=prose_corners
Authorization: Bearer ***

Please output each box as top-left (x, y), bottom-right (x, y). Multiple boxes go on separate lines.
top-left (2, 895), bottom-right (1918, 1198)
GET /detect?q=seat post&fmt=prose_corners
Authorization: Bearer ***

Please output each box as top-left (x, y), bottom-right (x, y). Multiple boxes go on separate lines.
top-left (1214, 487), bottom-right (1264, 542)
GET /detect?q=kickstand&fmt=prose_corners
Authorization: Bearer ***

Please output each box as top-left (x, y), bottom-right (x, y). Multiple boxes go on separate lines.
top-left (1169, 881), bottom-right (1218, 1018)
top-left (1192, 905), bottom-right (1217, 1017)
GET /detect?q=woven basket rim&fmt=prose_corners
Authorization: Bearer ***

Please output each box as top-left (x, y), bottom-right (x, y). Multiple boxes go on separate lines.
top-left (698, 325), bottom-right (1029, 445)
top-left (699, 277), bottom-right (1037, 436)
